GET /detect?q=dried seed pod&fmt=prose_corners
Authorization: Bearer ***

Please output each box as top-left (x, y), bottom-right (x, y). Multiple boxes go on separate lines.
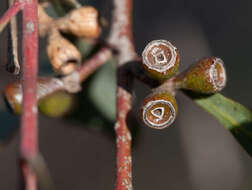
top-left (141, 91), bottom-right (178, 129)
top-left (4, 78), bottom-right (65, 114)
top-left (176, 57), bottom-right (227, 93)
top-left (38, 5), bottom-right (53, 37)
top-left (56, 6), bottom-right (100, 38)
top-left (47, 29), bottom-right (82, 75)
top-left (142, 40), bottom-right (180, 81)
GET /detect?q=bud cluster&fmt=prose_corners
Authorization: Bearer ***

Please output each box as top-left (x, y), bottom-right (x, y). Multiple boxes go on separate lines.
top-left (140, 40), bottom-right (227, 129)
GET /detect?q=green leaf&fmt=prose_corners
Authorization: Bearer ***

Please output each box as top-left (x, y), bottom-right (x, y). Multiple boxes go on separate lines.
top-left (88, 61), bottom-right (116, 122)
top-left (184, 91), bottom-right (252, 156)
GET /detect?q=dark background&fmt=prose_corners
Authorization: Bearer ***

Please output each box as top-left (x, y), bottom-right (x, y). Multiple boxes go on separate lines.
top-left (0, 0), bottom-right (251, 189)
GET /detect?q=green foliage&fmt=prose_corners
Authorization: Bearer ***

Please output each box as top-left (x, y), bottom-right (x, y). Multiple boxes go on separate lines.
top-left (88, 60), bottom-right (116, 121)
top-left (184, 91), bottom-right (252, 156)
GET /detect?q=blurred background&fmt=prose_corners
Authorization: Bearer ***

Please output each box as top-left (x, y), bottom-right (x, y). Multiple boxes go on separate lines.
top-left (0, 0), bottom-right (251, 189)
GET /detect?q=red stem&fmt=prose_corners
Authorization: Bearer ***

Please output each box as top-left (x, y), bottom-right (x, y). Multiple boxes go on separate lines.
top-left (109, 0), bottom-right (136, 189)
top-left (20, 0), bottom-right (38, 190)
top-left (78, 47), bottom-right (112, 82)
top-left (114, 89), bottom-right (133, 190)
top-left (0, 0), bottom-right (24, 32)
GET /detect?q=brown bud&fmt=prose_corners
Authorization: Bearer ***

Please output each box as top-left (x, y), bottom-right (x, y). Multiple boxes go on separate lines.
top-left (38, 5), bottom-right (53, 37)
top-left (4, 82), bottom-right (22, 114)
top-left (176, 57), bottom-right (227, 93)
top-left (141, 91), bottom-right (178, 129)
top-left (142, 40), bottom-right (180, 81)
top-left (47, 29), bottom-right (82, 75)
top-left (55, 6), bottom-right (100, 38)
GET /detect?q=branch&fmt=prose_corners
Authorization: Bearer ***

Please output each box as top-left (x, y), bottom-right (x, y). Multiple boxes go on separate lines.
top-left (53, 46), bottom-right (112, 93)
top-left (0, 0), bottom-right (24, 33)
top-left (77, 47), bottom-right (112, 82)
top-left (4, 47), bottom-right (112, 113)
top-left (7, 0), bottom-right (20, 75)
top-left (108, 0), bottom-right (136, 65)
top-left (109, 0), bottom-right (137, 189)
top-left (20, 0), bottom-right (39, 190)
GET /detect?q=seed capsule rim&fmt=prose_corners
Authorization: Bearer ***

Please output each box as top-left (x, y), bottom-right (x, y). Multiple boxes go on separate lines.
top-left (142, 99), bottom-right (176, 130)
top-left (142, 40), bottom-right (178, 73)
top-left (209, 57), bottom-right (227, 91)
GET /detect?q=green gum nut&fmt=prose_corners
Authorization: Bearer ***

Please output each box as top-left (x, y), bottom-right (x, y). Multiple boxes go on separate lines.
top-left (140, 91), bottom-right (178, 129)
top-left (142, 40), bottom-right (180, 81)
top-left (4, 78), bottom-right (74, 117)
top-left (176, 57), bottom-right (227, 93)
top-left (38, 91), bottom-right (74, 118)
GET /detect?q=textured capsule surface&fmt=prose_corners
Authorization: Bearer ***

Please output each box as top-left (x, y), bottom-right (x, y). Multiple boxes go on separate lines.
top-left (47, 30), bottom-right (81, 75)
top-left (56, 6), bottom-right (100, 38)
top-left (177, 57), bottom-right (226, 93)
top-left (142, 40), bottom-right (179, 80)
top-left (141, 91), bottom-right (178, 129)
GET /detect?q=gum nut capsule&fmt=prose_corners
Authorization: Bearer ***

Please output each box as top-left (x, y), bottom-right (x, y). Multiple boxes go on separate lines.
top-left (141, 91), bottom-right (178, 129)
top-left (142, 40), bottom-right (180, 81)
top-left (176, 57), bottom-right (227, 93)
top-left (4, 78), bottom-right (65, 114)
top-left (4, 82), bottom-right (22, 114)
top-left (56, 6), bottom-right (100, 38)
top-left (47, 30), bottom-right (82, 75)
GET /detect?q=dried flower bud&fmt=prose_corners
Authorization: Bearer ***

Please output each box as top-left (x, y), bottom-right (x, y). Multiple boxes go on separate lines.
top-left (141, 91), bottom-right (178, 129)
top-left (38, 5), bottom-right (53, 37)
top-left (176, 57), bottom-right (227, 93)
top-left (142, 40), bottom-right (180, 81)
top-left (56, 6), bottom-right (100, 38)
top-left (47, 30), bottom-right (82, 75)
top-left (4, 78), bottom-right (65, 114)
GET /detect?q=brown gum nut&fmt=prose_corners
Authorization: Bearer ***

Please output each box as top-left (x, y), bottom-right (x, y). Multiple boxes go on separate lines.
top-left (142, 40), bottom-right (179, 81)
top-left (178, 57), bottom-right (227, 93)
top-left (57, 6), bottom-right (100, 38)
top-left (141, 91), bottom-right (178, 129)
top-left (47, 30), bottom-right (81, 75)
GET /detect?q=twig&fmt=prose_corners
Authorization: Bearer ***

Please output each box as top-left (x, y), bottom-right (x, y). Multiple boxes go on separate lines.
top-left (77, 47), bottom-right (112, 81)
top-left (58, 46), bottom-right (113, 93)
top-left (0, 0), bottom-right (24, 33)
top-left (128, 60), bottom-right (161, 88)
top-left (7, 0), bottom-right (20, 75)
top-left (108, 0), bottom-right (136, 65)
top-left (109, 0), bottom-right (137, 189)
top-left (5, 47), bottom-right (112, 111)
top-left (20, 0), bottom-right (39, 190)
top-left (62, 0), bottom-right (81, 8)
